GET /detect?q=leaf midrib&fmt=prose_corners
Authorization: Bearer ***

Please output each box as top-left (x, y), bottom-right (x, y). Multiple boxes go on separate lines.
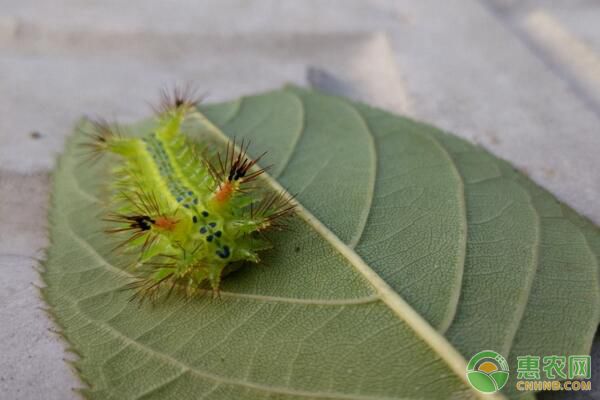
top-left (194, 107), bottom-right (501, 400)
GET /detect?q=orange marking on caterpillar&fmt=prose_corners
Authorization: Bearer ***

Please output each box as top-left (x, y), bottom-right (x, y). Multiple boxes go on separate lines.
top-left (213, 182), bottom-right (235, 204)
top-left (154, 216), bottom-right (178, 231)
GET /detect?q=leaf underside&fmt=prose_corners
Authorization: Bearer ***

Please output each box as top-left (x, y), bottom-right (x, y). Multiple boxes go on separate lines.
top-left (42, 86), bottom-right (600, 399)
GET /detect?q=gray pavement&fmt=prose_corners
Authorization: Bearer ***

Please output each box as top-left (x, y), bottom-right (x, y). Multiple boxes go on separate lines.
top-left (1, 1), bottom-right (599, 399)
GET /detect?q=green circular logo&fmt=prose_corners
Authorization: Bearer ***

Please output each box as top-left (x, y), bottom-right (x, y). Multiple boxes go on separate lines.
top-left (466, 350), bottom-right (510, 393)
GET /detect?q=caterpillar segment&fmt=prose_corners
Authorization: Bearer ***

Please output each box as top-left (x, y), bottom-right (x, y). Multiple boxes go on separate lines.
top-left (82, 89), bottom-right (295, 301)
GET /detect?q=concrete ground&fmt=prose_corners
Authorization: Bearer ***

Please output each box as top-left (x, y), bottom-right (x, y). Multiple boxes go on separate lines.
top-left (0, 1), bottom-right (599, 399)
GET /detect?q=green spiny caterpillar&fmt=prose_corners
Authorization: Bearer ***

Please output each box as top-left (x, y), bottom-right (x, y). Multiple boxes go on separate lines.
top-left (81, 87), bottom-right (296, 301)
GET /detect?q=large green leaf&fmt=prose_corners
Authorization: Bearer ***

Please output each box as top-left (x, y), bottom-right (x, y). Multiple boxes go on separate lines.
top-left (42, 86), bottom-right (600, 399)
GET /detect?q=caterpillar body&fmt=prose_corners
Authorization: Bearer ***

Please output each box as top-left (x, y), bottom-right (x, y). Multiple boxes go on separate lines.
top-left (82, 88), bottom-right (295, 301)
